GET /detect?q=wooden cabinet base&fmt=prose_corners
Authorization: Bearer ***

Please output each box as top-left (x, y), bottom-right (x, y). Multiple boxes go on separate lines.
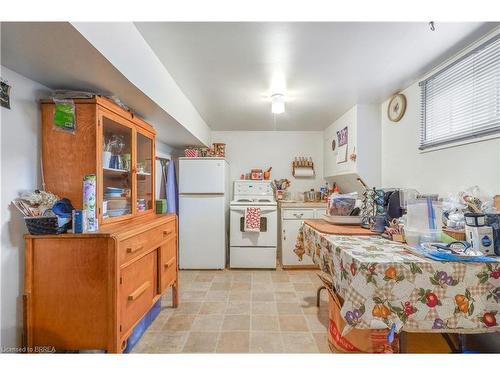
top-left (23, 214), bottom-right (178, 353)
top-left (281, 264), bottom-right (320, 270)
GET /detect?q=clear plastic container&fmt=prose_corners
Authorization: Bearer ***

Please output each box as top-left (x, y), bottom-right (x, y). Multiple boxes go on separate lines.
top-left (405, 228), bottom-right (442, 248)
top-left (406, 199), bottom-right (442, 231)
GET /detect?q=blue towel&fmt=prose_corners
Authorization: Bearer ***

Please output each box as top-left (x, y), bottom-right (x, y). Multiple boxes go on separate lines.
top-left (166, 160), bottom-right (178, 215)
top-left (419, 248), bottom-right (499, 263)
top-left (52, 198), bottom-right (74, 218)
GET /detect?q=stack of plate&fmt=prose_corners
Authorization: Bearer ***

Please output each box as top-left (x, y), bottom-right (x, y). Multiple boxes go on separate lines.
top-left (104, 187), bottom-right (130, 217)
top-left (105, 187), bottom-right (125, 198)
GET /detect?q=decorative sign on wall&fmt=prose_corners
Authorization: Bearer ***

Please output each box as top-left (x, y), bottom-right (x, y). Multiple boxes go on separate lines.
top-left (336, 126), bottom-right (349, 164)
top-left (336, 126), bottom-right (348, 146)
top-left (0, 79), bottom-right (11, 109)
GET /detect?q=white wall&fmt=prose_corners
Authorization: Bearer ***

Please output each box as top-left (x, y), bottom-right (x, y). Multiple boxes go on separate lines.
top-left (381, 81), bottom-right (500, 197)
top-left (323, 107), bottom-right (357, 177)
top-left (0, 66), bottom-right (49, 348)
top-left (322, 104), bottom-right (381, 193)
top-left (381, 28), bottom-right (500, 197)
top-left (211, 131), bottom-right (325, 196)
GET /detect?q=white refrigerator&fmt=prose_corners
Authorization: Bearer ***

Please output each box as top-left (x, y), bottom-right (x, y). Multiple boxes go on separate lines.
top-left (178, 157), bottom-right (229, 269)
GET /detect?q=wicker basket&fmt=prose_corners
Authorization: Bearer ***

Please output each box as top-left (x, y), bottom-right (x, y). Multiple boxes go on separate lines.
top-left (443, 228), bottom-right (466, 241)
top-left (24, 216), bottom-right (69, 235)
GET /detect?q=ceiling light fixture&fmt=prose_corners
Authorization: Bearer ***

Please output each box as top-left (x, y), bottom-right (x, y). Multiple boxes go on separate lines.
top-left (271, 93), bottom-right (285, 114)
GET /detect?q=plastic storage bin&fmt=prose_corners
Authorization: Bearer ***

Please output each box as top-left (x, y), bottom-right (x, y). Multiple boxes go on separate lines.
top-left (405, 229), bottom-right (442, 248)
top-left (405, 199), bottom-right (442, 247)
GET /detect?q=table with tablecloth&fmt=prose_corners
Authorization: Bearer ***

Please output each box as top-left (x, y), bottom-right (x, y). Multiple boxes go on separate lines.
top-left (294, 223), bottom-right (500, 336)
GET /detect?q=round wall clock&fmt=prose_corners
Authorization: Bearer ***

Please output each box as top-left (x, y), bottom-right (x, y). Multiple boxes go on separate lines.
top-left (387, 93), bottom-right (407, 122)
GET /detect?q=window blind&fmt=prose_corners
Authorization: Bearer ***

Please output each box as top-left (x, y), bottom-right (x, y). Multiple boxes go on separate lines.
top-left (419, 34), bottom-right (500, 150)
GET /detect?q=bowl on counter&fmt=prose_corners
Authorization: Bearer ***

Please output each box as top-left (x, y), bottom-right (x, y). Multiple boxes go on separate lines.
top-left (323, 214), bottom-right (361, 225)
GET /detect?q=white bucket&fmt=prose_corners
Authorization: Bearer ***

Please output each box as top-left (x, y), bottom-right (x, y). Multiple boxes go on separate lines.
top-left (102, 151), bottom-right (112, 168)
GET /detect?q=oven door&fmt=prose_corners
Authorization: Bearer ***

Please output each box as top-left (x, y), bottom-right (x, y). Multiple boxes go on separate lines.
top-left (230, 205), bottom-right (277, 247)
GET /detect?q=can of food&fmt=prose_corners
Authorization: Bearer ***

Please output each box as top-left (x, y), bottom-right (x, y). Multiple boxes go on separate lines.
top-left (72, 209), bottom-right (87, 233)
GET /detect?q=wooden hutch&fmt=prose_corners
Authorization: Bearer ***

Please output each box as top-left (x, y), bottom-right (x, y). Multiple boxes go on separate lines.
top-left (23, 97), bottom-right (178, 353)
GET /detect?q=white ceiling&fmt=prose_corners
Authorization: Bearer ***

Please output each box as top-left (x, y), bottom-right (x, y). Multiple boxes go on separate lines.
top-left (136, 22), bottom-right (498, 131)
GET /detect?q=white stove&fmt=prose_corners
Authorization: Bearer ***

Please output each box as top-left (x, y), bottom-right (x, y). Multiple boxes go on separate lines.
top-left (230, 199), bottom-right (277, 206)
top-left (229, 180), bottom-right (277, 269)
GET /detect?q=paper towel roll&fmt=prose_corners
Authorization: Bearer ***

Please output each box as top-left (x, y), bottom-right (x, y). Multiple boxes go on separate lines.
top-left (294, 167), bottom-right (315, 177)
top-left (83, 174), bottom-right (97, 232)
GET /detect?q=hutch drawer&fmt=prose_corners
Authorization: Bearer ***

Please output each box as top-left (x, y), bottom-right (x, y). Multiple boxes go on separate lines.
top-left (119, 251), bottom-right (158, 336)
top-left (118, 222), bottom-right (174, 266)
top-left (159, 237), bottom-right (177, 292)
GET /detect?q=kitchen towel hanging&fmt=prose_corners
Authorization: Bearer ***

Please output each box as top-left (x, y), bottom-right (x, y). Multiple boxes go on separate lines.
top-left (166, 159), bottom-right (178, 215)
top-left (159, 158), bottom-right (168, 200)
top-left (244, 207), bottom-right (261, 232)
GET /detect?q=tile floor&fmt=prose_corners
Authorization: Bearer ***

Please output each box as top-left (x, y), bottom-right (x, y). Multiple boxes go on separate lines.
top-left (131, 268), bottom-right (330, 353)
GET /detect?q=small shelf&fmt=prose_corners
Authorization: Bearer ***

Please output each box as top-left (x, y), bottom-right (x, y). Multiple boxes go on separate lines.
top-left (103, 167), bottom-right (130, 174)
top-left (137, 172), bottom-right (151, 176)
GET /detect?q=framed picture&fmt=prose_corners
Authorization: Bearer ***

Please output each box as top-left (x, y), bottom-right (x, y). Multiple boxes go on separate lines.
top-left (337, 126), bottom-right (348, 146)
top-left (0, 80), bottom-right (11, 109)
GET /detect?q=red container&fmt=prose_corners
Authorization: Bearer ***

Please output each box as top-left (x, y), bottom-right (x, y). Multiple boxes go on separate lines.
top-left (184, 148), bottom-right (199, 157)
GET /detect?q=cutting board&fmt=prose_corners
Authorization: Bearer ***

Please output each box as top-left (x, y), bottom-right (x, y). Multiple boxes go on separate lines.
top-left (303, 219), bottom-right (374, 236)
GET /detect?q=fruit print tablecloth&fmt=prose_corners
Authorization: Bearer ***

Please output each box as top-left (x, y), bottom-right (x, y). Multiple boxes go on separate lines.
top-left (294, 223), bottom-right (500, 335)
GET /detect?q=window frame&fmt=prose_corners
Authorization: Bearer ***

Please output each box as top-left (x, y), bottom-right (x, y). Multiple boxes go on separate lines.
top-left (419, 33), bottom-right (500, 150)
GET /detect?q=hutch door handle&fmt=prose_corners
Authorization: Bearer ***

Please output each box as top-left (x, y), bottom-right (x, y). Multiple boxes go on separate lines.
top-left (163, 230), bottom-right (173, 237)
top-left (126, 245), bottom-right (144, 254)
top-left (164, 258), bottom-right (175, 269)
top-left (283, 229), bottom-right (286, 240)
top-left (128, 281), bottom-right (150, 301)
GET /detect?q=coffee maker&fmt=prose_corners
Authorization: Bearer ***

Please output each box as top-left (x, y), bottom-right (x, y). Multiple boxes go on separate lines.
top-left (465, 213), bottom-right (495, 256)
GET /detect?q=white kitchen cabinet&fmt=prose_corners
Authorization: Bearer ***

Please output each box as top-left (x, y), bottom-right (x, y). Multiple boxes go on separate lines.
top-left (313, 208), bottom-right (324, 218)
top-left (323, 104), bottom-right (381, 188)
top-left (280, 206), bottom-right (325, 268)
top-left (282, 219), bottom-right (313, 266)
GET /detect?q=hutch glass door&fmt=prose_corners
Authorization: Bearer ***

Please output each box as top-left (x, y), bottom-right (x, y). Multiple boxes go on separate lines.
top-left (101, 115), bottom-right (133, 220)
top-left (136, 131), bottom-right (154, 213)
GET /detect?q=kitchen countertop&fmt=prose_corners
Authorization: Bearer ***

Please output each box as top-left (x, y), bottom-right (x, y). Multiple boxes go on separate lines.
top-left (278, 201), bottom-right (327, 208)
top-left (303, 219), bottom-right (373, 235)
